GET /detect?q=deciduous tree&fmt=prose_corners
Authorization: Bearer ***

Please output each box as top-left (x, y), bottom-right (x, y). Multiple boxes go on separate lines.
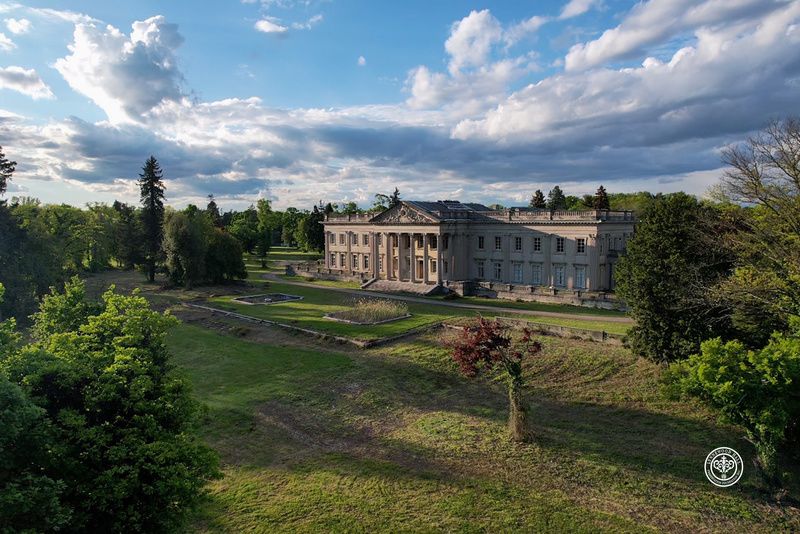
top-left (450, 318), bottom-right (542, 442)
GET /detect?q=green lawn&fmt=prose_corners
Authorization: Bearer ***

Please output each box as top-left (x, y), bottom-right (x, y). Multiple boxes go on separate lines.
top-left (168, 322), bottom-right (799, 533)
top-left (207, 281), bottom-right (630, 340)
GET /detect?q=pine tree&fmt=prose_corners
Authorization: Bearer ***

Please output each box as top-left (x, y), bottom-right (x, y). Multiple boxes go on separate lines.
top-left (593, 185), bottom-right (610, 210)
top-left (206, 194), bottom-right (222, 227)
top-left (547, 186), bottom-right (567, 210)
top-left (138, 156), bottom-right (166, 282)
top-left (0, 145), bottom-right (17, 196)
top-left (529, 189), bottom-right (546, 208)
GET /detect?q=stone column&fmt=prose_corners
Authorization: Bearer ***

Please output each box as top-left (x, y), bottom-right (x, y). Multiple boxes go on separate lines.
top-left (409, 232), bottom-right (416, 283)
top-left (346, 231), bottom-right (352, 274)
top-left (423, 233), bottom-right (430, 284)
top-left (324, 232), bottom-right (330, 268)
top-left (396, 232), bottom-right (404, 281)
top-left (437, 233), bottom-right (444, 284)
top-left (384, 231), bottom-right (391, 279)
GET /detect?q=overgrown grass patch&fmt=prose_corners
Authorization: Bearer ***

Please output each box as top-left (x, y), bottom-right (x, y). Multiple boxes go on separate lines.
top-left (327, 298), bottom-right (410, 324)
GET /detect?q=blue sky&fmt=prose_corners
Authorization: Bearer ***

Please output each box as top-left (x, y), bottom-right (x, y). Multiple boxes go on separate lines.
top-left (0, 0), bottom-right (798, 209)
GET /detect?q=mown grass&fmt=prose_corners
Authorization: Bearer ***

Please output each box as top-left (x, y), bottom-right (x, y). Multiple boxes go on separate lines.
top-left (208, 281), bottom-right (629, 340)
top-left (168, 322), bottom-right (799, 533)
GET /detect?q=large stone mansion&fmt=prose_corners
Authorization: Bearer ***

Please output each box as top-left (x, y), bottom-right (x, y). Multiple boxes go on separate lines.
top-left (312, 200), bottom-right (635, 308)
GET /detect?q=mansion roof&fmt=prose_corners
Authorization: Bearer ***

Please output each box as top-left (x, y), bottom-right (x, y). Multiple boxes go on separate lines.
top-left (324, 200), bottom-right (635, 226)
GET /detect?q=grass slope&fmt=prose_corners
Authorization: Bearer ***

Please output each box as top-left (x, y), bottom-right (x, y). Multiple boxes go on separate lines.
top-left (169, 321), bottom-right (799, 533)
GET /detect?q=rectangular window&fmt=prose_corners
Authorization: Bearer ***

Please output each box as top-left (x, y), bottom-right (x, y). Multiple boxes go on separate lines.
top-left (329, 233), bottom-right (335, 244)
top-left (363, 255), bottom-right (369, 269)
top-left (363, 234), bottom-right (369, 246)
top-left (351, 233), bottom-right (358, 245)
top-left (339, 234), bottom-right (345, 245)
top-left (352, 254), bottom-right (358, 268)
top-left (533, 237), bottom-right (541, 252)
top-left (556, 237), bottom-right (565, 253)
top-left (477, 261), bottom-right (484, 278)
top-left (494, 262), bottom-right (502, 280)
top-left (554, 264), bottom-right (565, 287)
top-left (478, 236), bottom-right (485, 249)
top-left (532, 263), bottom-right (542, 285)
top-left (494, 236), bottom-right (502, 250)
top-left (575, 265), bottom-right (586, 289)
top-left (430, 259), bottom-right (437, 273)
top-left (443, 260), bottom-right (449, 274)
top-left (514, 236), bottom-right (522, 251)
top-left (512, 263), bottom-right (522, 283)
top-left (329, 252), bottom-right (336, 266)
top-left (443, 235), bottom-right (449, 250)
top-left (576, 238), bottom-right (586, 254)
top-left (430, 235), bottom-right (437, 249)
top-left (417, 235), bottom-right (423, 248)
top-left (339, 253), bottom-right (345, 267)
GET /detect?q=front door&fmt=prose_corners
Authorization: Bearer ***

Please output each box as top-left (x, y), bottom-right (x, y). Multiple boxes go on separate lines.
top-left (575, 265), bottom-right (586, 290)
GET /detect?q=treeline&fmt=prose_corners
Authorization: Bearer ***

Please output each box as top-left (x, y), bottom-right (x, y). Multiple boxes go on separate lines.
top-left (527, 185), bottom-right (654, 212)
top-left (0, 152), bottom-right (336, 320)
top-left (615, 118), bottom-right (800, 484)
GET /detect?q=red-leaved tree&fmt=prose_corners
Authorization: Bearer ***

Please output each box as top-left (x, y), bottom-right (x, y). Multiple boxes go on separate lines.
top-left (450, 318), bottom-right (542, 441)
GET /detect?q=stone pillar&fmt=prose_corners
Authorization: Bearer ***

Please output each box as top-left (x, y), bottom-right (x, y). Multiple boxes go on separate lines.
top-left (410, 232), bottom-right (416, 283)
top-left (396, 232), bottom-right (404, 281)
top-left (324, 232), bottom-right (330, 268)
top-left (437, 233), bottom-right (444, 284)
top-left (423, 233), bottom-right (430, 284)
top-left (371, 232), bottom-right (378, 279)
top-left (384, 231), bottom-right (391, 279)
top-left (346, 231), bottom-right (352, 274)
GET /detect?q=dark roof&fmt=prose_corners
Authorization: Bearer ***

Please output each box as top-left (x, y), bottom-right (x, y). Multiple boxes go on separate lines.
top-left (405, 200), bottom-right (492, 214)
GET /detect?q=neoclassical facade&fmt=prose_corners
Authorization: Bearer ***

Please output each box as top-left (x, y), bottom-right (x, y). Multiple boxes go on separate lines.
top-left (319, 200), bottom-right (635, 303)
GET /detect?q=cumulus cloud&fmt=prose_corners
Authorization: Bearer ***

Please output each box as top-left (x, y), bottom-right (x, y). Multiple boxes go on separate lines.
top-left (445, 10), bottom-right (503, 75)
top-left (559, 0), bottom-right (602, 20)
top-left (0, 30), bottom-right (14, 50)
top-left (0, 66), bottom-right (53, 99)
top-left (54, 16), bottom-right (185, 123)
top-left (254, 18), bottom-right (287, 33)
top-left (564, 0), bottom-right (782, 70)
top-left (454, 1), bottom-right (800, 148)
top-left (4, 17), bottom-right (30, 34)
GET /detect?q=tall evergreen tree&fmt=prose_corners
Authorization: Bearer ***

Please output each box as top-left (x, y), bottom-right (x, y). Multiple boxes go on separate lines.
top-left (0, 145), bottom-right (16, 197)
top-left (593, 185), bottom-right (610, 210)
top-left (529, 189), bottom-right (546, 208)
top-left (138, 156), bottom-right (166, 282)
top-left (206, 194), bottom-right (222, 227)
top-left (547, 186), bottom-right (567, 210)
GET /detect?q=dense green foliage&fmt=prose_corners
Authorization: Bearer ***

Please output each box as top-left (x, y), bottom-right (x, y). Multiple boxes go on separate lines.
top-left (0, 145), bottom-right (15, 196)
top-left (669, 322), bottom-right (800, 476)
top-left (529, 189), bottom-right (546, 208)
top-left (546, 186), bottom-right (567, 210)
top-left (615, 193), bottom-right (734, 362)
top-left (0, 279), bottom-right (219, 532)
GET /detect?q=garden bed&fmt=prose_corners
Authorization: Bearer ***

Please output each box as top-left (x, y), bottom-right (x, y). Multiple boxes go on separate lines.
top-left (325, 298), bottom-right (411, 325)
top-left (232, 293), bottom-right (303, 305)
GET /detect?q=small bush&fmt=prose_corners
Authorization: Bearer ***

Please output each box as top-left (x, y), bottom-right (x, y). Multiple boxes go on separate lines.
top-left (669, 320), bottom-right (800, 479)
top-left (331, 298), bottom-right (409, 324)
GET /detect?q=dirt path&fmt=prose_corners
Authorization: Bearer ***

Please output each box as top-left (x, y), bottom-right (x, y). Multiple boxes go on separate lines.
top-left (263, 274), bottom-right (634, 324)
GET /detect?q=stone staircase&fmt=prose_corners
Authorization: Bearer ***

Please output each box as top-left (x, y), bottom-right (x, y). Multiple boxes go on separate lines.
top-left (364, 279), bottom-right (444, 296)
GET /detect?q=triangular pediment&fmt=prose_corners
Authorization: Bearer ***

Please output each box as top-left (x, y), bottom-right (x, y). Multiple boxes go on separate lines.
top-left (370, 202), bottom-right (440, 224)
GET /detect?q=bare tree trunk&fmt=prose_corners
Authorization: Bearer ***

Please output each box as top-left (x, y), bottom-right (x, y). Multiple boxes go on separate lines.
top-left (508, 376), bottom-right (528, 442)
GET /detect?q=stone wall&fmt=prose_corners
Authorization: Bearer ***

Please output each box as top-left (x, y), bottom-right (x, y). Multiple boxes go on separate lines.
top-left (444, 280), bottom-right (626, 311)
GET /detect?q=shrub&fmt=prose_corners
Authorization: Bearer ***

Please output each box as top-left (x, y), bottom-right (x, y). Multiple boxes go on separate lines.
top-left (332, 298), bottom-right (409, 324)
top-left (669, 320), bottom-right (800, 479)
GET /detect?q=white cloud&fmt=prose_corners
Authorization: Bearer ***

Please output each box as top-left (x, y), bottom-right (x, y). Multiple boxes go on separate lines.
top-left (504, 15), bottom-right (549, 45)
top-left (454, 1), bottom-right (800, 145)
top-left (445, 9), bottom-right (503, 75)
top-left (27, 7), bottom-right (97, 24)
top-left (0, 66), bottom-right (53, 99)
top-left (291, 13), bottom-right (322, 30)
top-left (559, 0), bottom-right (602, 20)
top-left (54, 15), bottom-right (185, 123)
top-left (0, 30), bottom-right (12, 50)
top-left (564, 0), bottom-right (781, 71)
top-left (4, 17), bottom-right (29, 34)
top-left (357, 55), bottom-right (366, 66)
top-left (254, 18), bottom-right (288, 33)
